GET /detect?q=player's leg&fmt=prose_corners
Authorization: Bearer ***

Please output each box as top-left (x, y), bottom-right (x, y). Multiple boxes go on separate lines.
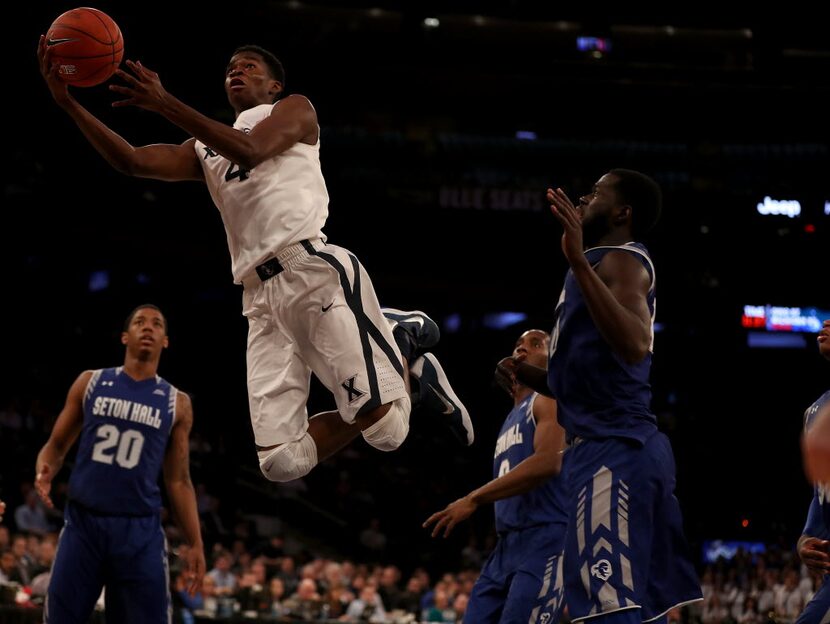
top-left (104, 516), bottom-right (170, 624)
top-left (287, 244), bottom-right (412, 451)
top-left (563, 436), bottom-right (701, 624)
top-left (464, 541), bottom-right (509, 624)
top-left (498, 527), bottom-right (565, 624)
top-left (46, 505), bottom-right (106, 624)
top-left (244, 284), bottom-right (323, 481)
top-left (641, 433), bottom-right (703, 622)
top-left (562, 438), bottom-right (648, 624)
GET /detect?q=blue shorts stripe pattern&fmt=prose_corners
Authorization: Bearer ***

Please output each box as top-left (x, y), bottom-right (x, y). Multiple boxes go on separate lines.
top-left (563, 434), bottom-right (702, 622)
top-left (465, 523), bottom-right (566, 624)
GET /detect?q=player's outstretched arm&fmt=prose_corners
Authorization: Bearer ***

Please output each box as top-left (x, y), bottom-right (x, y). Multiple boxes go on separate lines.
top-left (547, 187), bottom-right (652, 364)
top-left (38, 37), bottom-right (202, 182)
top-left (424, 396), bottom-right (564, 538)
top-left (35, 371), bottom-right (90, 508)
top-left (163, 392), bottom-right (205, 596)
top-left (110, 60), bottom-right (317, 170)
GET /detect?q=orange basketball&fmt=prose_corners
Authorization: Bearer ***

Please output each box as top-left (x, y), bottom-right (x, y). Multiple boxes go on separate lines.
top-left (46, 7), bottom-right (123, 88)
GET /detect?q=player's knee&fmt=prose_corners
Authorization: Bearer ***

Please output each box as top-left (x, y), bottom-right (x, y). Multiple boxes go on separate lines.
top-left (257, 433), bottom-right (318, 482)
top-left (361, 396), bottom-right (411, 451)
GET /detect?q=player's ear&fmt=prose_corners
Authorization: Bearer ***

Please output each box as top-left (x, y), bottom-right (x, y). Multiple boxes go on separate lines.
top-left (121, 332), bottom-right (128, 346)
top-left (162, 336), bottom-right (169, 350)
top-left (269, 80), bottom-right (283, 98)
top-left (614, 204), bottom-right (632, 226)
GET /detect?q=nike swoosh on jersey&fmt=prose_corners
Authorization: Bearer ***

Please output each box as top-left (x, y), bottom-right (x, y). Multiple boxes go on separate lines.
top-left (322, 302), bottom-right (334, 312)
top-left (427, 383), bottom-right (455, 415)
top-left (47, 38), bottom-right (77, 46)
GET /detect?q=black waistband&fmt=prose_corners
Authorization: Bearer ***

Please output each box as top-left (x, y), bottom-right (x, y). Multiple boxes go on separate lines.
top-left (254, 239), bottom-right (319, 283)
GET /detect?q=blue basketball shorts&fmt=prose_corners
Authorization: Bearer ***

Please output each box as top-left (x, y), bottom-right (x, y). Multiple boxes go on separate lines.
top-left (466, 522), bottom-right (566, 624)
top-left (563, 433), bottom-right (702, 622)
top-left (46, 502), bottom-right (170, 624)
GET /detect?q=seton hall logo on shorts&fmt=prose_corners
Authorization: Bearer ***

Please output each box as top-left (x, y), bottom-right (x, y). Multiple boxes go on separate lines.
top-left (590, 559), bottom-right (613, 581)
top-left (341, 375), bottom-right (366, 403)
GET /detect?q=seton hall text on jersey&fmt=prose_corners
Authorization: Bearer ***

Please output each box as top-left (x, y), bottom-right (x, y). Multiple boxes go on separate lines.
top-left (91, 396), bottom-right (163, 429)
top-left (494, 423), bottom-right (523, 457)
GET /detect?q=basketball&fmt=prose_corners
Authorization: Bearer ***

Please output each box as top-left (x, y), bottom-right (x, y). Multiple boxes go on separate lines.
top-left (45, 7), bottom-right (123, 88)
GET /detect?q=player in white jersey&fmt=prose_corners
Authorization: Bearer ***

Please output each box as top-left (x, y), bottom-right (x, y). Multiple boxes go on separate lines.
top-left (38, 41), bottom-right (473, 482)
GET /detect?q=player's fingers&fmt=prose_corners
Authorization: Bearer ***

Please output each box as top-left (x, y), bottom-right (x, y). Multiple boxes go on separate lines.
top-left (109, 84), bottom-right (132, 95)
top-left (554, 199), bottom-right (580, 229)
top-left (136, 60), bottom-right (158, 78)
top-left (550, 203), bottom-right (571, 227)
top-left (45, 59), bottom-right (62, 80)
top-left (552, 192), bottom-right (578, 221)
top-left (111, 98), bottom-right (136, 108)
top-left (35, 489), bottom-right (54, 509)
top-left (431, 517), bottom-right (449, 538)
top-left (422, 513), bottom-right (439, 529)
top-left (554, 188), bottom-right (575, 208)
top-left (114, 68), bottom-right (140, 85)
top-left (443, 519), bottom-right (457, 538)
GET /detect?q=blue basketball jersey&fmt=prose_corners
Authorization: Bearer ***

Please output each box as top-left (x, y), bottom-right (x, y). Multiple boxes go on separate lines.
top-left (493, 393), bottom-right (568, 534)
top-left (68, 367), bottom-right (177, 515)
top-left (548, 242), bottom-right (657, 444)
top-left (803, 390), bottom-right (830, 539)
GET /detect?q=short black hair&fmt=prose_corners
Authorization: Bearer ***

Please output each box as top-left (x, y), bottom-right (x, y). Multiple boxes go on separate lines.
top-left (123, 304), bottom-right (167, 333)
top-left (233, 44), bottom-right (285, 89)
top-left (609, 169), bottom-right (662, 237)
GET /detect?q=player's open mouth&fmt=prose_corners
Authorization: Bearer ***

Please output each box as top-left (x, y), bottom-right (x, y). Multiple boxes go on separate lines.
top-left (230, 78), bottom-right (245, 89)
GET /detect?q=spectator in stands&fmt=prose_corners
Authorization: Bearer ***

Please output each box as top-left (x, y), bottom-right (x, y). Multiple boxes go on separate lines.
top-left (283, 577), bottom-right (323, 620)
top-left (423, 586), bottom-right (456, 622)
top-left (9, 534), bottom-right (35, 585)
top-left (207, 551), bottom-right (238, 596)
top-left (345, 583), bottom-right (387, 622)
top-left (0, 550), bottom-right (19, 584)
top-left (268, 576), bottom-right (288, 617)
top-left (396, 574), bottom-right (426, 616)
top-left (14, 489), bottom-right (51, 536)
top-left (377, 565), bottom-right (402, 611)
top-left (197, 575), bottom-right (219, 617)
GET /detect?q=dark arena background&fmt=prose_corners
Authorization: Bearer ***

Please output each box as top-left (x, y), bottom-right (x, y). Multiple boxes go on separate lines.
top-left (1, 1), bottom-right (828, 622)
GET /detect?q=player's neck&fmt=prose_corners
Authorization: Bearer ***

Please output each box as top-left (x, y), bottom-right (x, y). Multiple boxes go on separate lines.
top-left (122, 357), bottom-right (159, 382)
top-left (592, 230), bottom-right (633, 248)
top-left (513, 385), bottom-right (534, 405)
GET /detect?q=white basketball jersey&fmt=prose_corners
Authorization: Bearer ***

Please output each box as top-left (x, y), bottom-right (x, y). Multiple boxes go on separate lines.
top-left (194, 100), bottom-right (329, 283)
